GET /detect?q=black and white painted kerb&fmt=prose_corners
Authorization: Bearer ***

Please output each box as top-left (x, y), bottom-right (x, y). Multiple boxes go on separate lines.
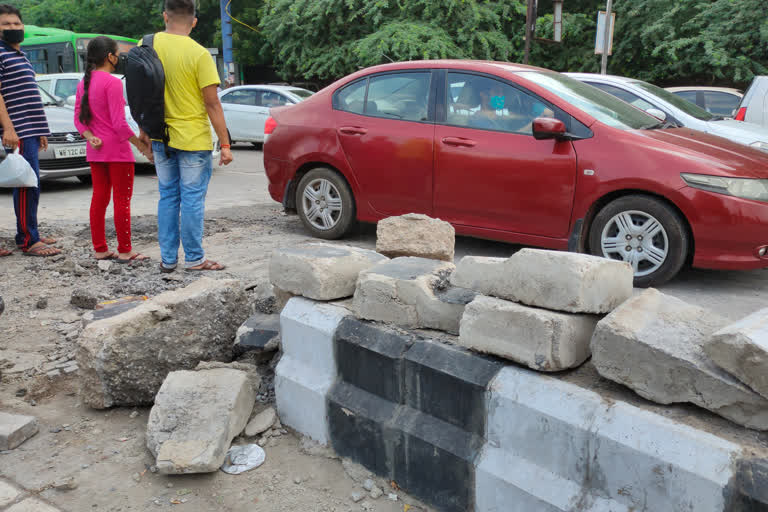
top-left (275, 297), bottom-right (768, 511)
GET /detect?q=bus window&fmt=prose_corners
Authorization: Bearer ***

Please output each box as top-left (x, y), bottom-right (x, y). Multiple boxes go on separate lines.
top-left (24, 48), bottom-right (48, 73)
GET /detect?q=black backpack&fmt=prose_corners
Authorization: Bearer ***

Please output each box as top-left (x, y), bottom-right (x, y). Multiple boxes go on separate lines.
top-left (124, 34), bottom-right (169, 145)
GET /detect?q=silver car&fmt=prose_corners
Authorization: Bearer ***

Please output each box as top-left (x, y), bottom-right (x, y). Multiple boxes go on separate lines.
top-left (38, 86), bottom-right (90, 182)
top-left (219, 85), bottom-right (313, 145)
top-left (735, 76), bottom-right (768, 129)
top-left (566, 73), bottom-right (768, 153)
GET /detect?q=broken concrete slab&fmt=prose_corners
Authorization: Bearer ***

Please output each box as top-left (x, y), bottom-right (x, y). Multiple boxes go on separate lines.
top-left (451, 249), bottom-right (633, 314)
top-left (459, 296), bottom-right (598, 371)
top-left (0, 412), bottom-right (38, 450)
top-left (77, 278), bottom-right (249, 409)
top-left (244, 407), bottom-right (277, 437)
top-left (0, 480), bottom-right (21, 507)
top-left (353, 257), bottom-right (473, 335)
top-left (592, 289), bottom-right (768, 430)
top-left (376, 213), bottom-right (455, 262)
top-left (195, 361), bottom-right (262, 397)
top-left (234, 313), bottom-right (280, 356)
top-left (146, 367), bottom-right (256, 474)
top-left (705, 308), bottom-right (768, 400)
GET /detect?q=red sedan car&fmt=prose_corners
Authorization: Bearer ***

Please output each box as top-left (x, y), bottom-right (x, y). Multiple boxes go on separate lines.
top-left (263, 60), bottom-right (768, 286)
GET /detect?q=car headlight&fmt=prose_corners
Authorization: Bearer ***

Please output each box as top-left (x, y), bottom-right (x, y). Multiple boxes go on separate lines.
top-left (750, 141), bottom-right (768, 153)
top-left (681, 173), bottom-right (768, 202)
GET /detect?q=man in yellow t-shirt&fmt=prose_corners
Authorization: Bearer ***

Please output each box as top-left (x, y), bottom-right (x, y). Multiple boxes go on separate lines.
top-left (141, 0), bottom-right (232, 273)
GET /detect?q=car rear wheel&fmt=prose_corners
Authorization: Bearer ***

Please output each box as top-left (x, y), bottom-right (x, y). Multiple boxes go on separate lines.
top-left (296, 168), bottom-right (355, 239)
top-left (588, 195), bottom-right (688, 288)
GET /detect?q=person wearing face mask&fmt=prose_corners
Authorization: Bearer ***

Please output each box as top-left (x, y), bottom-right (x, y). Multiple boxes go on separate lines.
top-left (74, 36), bottom-right (152, 263)
top-left (0, 4), bottom-right (59, 257)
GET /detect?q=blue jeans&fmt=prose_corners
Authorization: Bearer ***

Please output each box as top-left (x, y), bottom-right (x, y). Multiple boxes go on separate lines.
top-left (153, 142), bottom-right (212, 268)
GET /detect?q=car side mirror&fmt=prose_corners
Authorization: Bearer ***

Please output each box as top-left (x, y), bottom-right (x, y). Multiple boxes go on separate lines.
top-left (645, 108), bottom-right (667, 121)
top-left (532, 117), bottom-right (567, 141)
top-left (66, 95), bottom-right (77, 107)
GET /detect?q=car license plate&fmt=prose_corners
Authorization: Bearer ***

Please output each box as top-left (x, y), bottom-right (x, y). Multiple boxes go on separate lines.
top-left (54, 144), bottom-right (87, 159)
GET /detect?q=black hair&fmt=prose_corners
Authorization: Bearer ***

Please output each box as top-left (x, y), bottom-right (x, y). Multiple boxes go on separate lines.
top-left (79, 36), bottom-right (118, 125)
top-left (0, 4), bottom-right (22, 21)
top-left (164, 0), bottom-right (195, 19)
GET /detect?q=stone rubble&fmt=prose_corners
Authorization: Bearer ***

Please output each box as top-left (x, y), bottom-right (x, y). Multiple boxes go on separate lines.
top-left (0, 412), bottom-right (38, 450)
top-left (376, 213), bottom-right (455, 262)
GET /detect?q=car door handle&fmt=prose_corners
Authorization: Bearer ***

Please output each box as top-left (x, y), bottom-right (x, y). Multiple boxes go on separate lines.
top-left (441, 137), bottom-right (476, 148)
top-left (338, 126), bottom-right (368, 136)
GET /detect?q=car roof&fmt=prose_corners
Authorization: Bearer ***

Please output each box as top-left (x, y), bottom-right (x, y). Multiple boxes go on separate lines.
top-left (562, 72), bottom-right (638, 84)
top-left (35, 73), bottom-right (83, 80)
top-left (665, 86), bottom-right (743, 95)
top-left (221, 85), bottom-right (310, 94)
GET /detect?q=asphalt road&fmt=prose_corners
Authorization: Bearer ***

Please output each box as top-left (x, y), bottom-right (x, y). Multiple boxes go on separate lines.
top-left (0, 144), bottom-right (765, 320)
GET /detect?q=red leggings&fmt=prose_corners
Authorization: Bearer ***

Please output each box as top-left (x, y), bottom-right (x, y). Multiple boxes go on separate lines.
top-left (89, 162), bottom-right (135, 254)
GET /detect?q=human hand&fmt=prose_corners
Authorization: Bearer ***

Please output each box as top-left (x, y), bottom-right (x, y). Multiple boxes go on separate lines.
top-left (2, 127), bottom-right (19, 150)
top-left (141, 141), bottom-right (154, 163)
top-left (88, 136), bottom-right (103, 148)
top-left (39, 136), bottom-right (48, 151)
top-left (219, 147), bottom-right (233, 166)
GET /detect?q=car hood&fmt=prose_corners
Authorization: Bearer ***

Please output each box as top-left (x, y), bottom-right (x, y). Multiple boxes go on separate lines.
top-left (634, 127), bottom-right (768, 178)
top-left (706, 118), bottom-right (768, 145)
top-left (43, 105), bottom-right (76, 133)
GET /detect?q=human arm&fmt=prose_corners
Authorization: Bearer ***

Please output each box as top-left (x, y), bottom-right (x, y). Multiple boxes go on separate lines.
top-left (0, 87), bottom-right (18, 149)
top-left (202, 85), bottom-right (232, 166)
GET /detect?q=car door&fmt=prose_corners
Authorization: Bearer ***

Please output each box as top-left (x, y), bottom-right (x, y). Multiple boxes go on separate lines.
top-left (220, 89), bottom-right (259, 141)
top-left (433, 71), bottom-right (578, 238)
top-left (333, 71), bottom-right (435, 216)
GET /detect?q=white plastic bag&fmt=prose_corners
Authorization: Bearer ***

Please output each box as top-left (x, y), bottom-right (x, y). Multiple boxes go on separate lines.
top-left (220, 444), bottom-right (266, 474)
top-left (0, 148), bottom-right (37, 188)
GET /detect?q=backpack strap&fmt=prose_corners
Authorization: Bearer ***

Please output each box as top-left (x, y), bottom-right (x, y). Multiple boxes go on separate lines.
top-left (143, 33), bottom-right (155, 48)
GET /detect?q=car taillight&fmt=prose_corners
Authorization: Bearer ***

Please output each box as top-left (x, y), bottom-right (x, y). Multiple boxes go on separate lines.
top-left (264, 117), bottom-right (277, 135)
top-left (734, 107), bottom-right (747, 121)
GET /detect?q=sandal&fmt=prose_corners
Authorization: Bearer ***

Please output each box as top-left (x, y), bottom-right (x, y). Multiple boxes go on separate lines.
top-left (18, 237), bottom-right (57, 248)
top-left (0, 248), bottom-right (12, 257)
top-left (23, 243), bottom-right (61, 257)
top-left (116, 253), bottom-right (150, 264)
top-left (159, 263), bottom-right (176, 274)
top-left (95, 251), bottom-right (116, 261)
top-left (185, 260), bottom-right (226, 272)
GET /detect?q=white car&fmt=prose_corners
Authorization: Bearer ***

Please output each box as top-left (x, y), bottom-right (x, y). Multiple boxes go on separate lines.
top-left (219, 85), bottom-right (313, 145)
top-left (36, 73), bottom-right (221, 163)
top-left (566, 73), bottom-right (768, 153)
top-left (665, 86), bottom-right (743, 118)
top-left (735, 76), bottom-right (768, 129)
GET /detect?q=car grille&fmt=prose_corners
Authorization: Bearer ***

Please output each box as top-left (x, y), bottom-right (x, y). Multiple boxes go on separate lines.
top-left (48, 132), bottom-right (85, 144)
top-left (39, 157), bottom-right (88, 171)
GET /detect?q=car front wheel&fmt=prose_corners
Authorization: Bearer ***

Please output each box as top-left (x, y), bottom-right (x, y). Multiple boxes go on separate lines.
top-left (588, 195), bottom-right (689, 287)
top-left (295, 168), bottom-right (355, 239)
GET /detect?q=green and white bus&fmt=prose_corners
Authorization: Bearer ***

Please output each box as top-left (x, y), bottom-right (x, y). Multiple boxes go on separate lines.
top-left (21, 25), bottom-right (138, 74)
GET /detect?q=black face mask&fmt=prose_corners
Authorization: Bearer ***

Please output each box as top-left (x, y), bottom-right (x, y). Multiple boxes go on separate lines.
top-left (2, 29), bottom-right (24, 44)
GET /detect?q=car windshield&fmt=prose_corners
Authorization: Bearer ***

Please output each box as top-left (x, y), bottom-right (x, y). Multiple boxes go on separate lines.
top-left (514, 71), bottom-right (659, 130)
top-left (289, 88), bottom-right (314, 99)
top-left (633, 81), bottom-right (715, 121)
top-left (37, 85), bottom-right (60, 106)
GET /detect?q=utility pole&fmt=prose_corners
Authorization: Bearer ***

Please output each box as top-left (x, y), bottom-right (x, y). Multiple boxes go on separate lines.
top-left (523, 0), bottom-right (536, 65)
top-left (600, 0), bottom-right (613, 75)
top-left (219, 0), bottom-right (235, 86)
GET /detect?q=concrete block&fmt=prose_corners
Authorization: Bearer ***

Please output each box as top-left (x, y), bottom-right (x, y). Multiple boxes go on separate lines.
top-left (353, 257), bottom-right (472, 334)
top-left (592, 289), bottom-right (768, 430)
top-left (6, 498), bottom-right (59, 512)
top-left (705, 308), bottom-right (768, 400)
top-left (459, 295), bottom-right (599, 371)
top-left (280, 297), bottom-right (350, 370)
top-left (335, 317), bottom-right (413, 403)
top-left (146, 368), bottom-right (256, 474)
top-left (270, 243), bottom-right (388, 300)
top-left (0, 480), bottom-right (21, 507)
top-left (404, 339), bottom-right (502, 436)
top-left (234, 312), bottom-right (280, 355)
top-left (449, 256), bottom-right (506, 294)
top-left (478, 365), bottom-right (744, 512)
top-left (0, 412), bottom-right (38, 451)
top-left (376, 213), bottom-right (455, 262)
top-left (275, 356), bottom-right (334, 445)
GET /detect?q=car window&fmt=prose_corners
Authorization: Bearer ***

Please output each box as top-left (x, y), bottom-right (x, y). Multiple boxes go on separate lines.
top-left (587, 82), bottom-right (656, 112)
top-left (221, 89), bottom-right (258, 106)
top-left (37, 79), bottom-right (52, 94)
top-left (365, 72), bottom-right (431, 122)
top-left (703, 91), bottom-right (741, 116)
top-left (673, 90), bottom-right (700, 106)
top-left (447, 72), bottom-right (552, 134)
top-left (335, 79), bottom-right (367, 115)
top-left (633, 81), bottom-right (714, 120)
top-left (54, 79), bottom-right (79, 100)
top-left (260, 91), bottom-right (291, 107)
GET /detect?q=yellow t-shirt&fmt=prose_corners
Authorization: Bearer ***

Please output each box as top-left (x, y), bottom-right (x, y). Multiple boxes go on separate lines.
top-left (148, 32), bottom-right (220, 151)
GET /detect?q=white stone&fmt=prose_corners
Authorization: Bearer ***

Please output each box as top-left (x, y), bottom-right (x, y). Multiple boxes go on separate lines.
top-left (459, 296), bottom-right (598, 371)
top-left (591, 289), bottom-right (768, 430)
top-left (704, 308), bottom-right (768, 399)
top-left (244, 407), bottom-right (277, 437)
top-left (0, 412), bottom-right (38, 451)
top-left (353, 257), bottom-right (474, 335)
top-left (6, 498), bottom-right (59, 512)
top-left (476, 365), bottom-right (743, 512)
top-left (0, 480), bottom-right (20, 507)
top-left (449, 256), bottom-right (507, 293)
top-left (270, 243), bottom-right (388, 301)
top-left (376, 213), bottom-right (455, 262)
top-left (146, 368), bottom-right (256, 474)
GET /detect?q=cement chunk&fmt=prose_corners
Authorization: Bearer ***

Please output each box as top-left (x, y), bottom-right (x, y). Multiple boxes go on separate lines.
top-left (270, 243), bottom-right (388, 301)
top-left (376, 213), bottom-right (455, 262)
top-left (459, 296), bottom-right (598, 371)
top-left (244, 407), bottom-right (277, 437)
top-left (234, 313), bottom-right (280, 355)
top-left (353, 257), bottom-right (472, 334)
top-left (591, 289), bottom-right (768, 430)
top-left (146, 368), bottom-right (256, 474)
top-left (0, 412), bottom-right (38, 450)
top-left (705, 308), bottom-right (768, 400)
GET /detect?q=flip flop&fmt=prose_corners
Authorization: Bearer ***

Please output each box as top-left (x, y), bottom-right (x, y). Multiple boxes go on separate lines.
top-left (185, 260), bottom-right (226, 272)
top-left (18, 237), bottom-right (57, 248)
top-left (159, 263), bottom-right (176, 274)
top-left (0, 248), bottom-right (12, 257)
top-left (23, 243), bottom-right (61, 257)
top-left (95, 252), bottom-right (117, 261)
top-left (115, 253), bottom-right (150, 264)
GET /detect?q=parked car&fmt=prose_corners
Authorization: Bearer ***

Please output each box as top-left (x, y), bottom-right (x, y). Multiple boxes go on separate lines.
top-left (734, 76), bottom-right (768, 129)
top-left (37, 85), bottom-right (91, 182)
top-left (566, 73), bottom-right (768, 153)
top-left (665, 86), bottom-right (743, 117)
top-left (219, 85), bottom-right (313, 145)
top-left (263, 60), bottom-right (768, 287)
top-left (36, 73), bottom-right (221, 163)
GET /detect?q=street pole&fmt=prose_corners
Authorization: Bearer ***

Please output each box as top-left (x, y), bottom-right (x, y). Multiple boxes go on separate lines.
top-left (523, 0), bottom-right (535, 64)
top-left (219, 0), bottom-right (235, 86)
top-left (600, 0), bottom-right (613, 75)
